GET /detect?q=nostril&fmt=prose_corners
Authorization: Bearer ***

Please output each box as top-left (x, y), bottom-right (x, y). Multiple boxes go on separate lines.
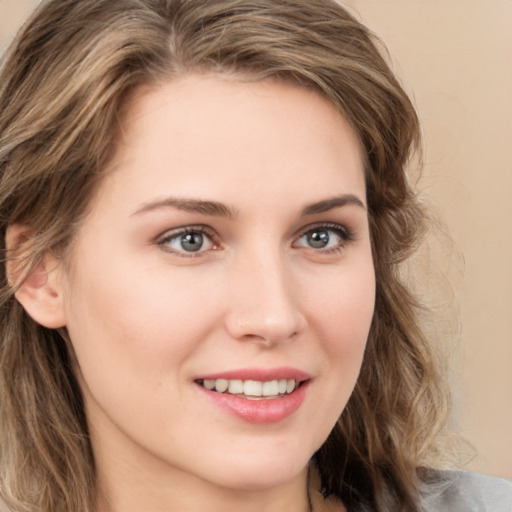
top-left (225, 311), bottom-right (304, 346)
top-left (224, 273), bottom-right (307, 344)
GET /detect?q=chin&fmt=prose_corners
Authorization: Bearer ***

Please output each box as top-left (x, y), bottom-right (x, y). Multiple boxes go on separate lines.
top-left (216, 466), bottom-right (305, 492)
top-left (199, 445), bottom-right (311, 491)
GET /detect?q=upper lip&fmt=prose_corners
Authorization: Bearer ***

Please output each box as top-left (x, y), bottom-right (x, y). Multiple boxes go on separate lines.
top-left (195, 367), bottom-right (311, 382)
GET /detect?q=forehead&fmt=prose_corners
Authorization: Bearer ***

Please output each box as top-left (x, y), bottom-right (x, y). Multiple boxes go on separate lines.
top-left (98, 74), bottom-right (366, 213)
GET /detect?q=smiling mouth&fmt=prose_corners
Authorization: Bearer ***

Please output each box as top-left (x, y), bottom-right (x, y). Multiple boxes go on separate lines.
top-left (195, 378), bottom-right (300, 400)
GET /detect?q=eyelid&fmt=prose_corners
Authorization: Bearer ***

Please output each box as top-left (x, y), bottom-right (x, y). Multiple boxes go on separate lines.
top-left (156, 225), bottom-right (220, 257)
top-left (295, 222), bottom-right (353, 239)
top-left (155, 222), bottom-right (354, 258)
top-left (293, 222), bottom-right (354, 251)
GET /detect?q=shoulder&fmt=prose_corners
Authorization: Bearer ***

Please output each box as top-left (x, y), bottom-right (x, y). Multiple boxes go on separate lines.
top-left (420, 470), bottom-right (512, 512)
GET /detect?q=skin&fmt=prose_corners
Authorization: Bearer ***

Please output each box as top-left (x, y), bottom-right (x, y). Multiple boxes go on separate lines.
top-left (32, 76), bottom-right (375, 511)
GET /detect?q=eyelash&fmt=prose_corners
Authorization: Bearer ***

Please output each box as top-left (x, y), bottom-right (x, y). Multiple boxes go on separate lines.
top-left (157, 226), bottom-right (219, 258)
top-left (156, 223), bottom-right (354, 258)
top-left (293, 223), bottom-right (354, 255)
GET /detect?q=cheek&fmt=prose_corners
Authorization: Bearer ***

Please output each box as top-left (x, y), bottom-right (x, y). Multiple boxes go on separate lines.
top-left (63, 260), bottom-right (224, 390)
top-left (290, 260), bottom-right (375, 450)
top-left (308, 261), bottom-right (375, 342)
top-left (304, 260), bottom-right (375, 387)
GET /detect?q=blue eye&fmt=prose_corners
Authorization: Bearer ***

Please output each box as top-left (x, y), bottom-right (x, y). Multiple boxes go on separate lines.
top-left (159, 228), bottom-right (216, 255)
top-left (295, 225), bottom-right (351, 251)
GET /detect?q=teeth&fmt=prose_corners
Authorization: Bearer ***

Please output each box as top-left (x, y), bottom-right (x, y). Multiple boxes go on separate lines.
top-left (203, 379), bottom-right (215, 390)
top-left (215, 379), bottom-right (229, 393)
top-left (262, 380), bottom-right (278, 396)
top-left (228, 380), bottom-right (243, 394)
top-left (244, 380), bottom-right (262, 396)
top-left (199, 378), bottom-right (299, 397)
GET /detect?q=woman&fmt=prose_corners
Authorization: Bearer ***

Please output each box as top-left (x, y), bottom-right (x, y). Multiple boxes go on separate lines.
top-left (0, 1), bottom-right (510, 511)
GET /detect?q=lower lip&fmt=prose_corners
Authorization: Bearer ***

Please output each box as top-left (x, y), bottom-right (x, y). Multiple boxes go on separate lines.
top-left (196, 381), bottom-right (310, 424)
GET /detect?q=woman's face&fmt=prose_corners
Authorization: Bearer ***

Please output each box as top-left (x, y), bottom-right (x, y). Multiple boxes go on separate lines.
top-left (58, 76), bottom-right (375, 495)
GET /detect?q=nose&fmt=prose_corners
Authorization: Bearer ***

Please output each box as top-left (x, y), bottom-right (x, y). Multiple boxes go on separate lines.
top-left (224, 250), bottom-right (307, 347)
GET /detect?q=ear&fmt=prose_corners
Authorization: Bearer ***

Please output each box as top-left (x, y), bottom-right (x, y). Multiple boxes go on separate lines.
top-left (5, 224), bottom-right (67, 329)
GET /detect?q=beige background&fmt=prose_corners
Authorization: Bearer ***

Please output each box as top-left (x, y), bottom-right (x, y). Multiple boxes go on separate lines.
top-left (1, 0), bottom-right (511, 479)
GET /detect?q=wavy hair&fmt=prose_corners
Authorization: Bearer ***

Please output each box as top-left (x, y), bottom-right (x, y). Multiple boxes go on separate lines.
top-left (0, 1), bottom-right (451, 511)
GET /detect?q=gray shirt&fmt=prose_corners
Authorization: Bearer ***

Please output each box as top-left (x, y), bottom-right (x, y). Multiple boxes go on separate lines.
top-left (421, 471), bottom-right (512, 511)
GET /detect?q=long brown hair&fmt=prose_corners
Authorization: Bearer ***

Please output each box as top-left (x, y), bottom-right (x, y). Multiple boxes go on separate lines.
top-left (0, 1), bottom-right (451, 511)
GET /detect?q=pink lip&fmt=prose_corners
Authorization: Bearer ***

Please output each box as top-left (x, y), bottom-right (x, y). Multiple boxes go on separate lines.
top-left (196, 367), bottom-right (311, 382)
top-left (194, 367), bottom-right (311, 424)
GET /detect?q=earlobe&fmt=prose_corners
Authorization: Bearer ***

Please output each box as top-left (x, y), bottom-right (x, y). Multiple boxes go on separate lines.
top-left (5, 224), bottom-right (67, 329)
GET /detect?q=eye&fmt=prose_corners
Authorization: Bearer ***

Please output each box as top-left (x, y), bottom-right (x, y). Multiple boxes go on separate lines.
top-left (294, 224), bottom-right (352, 252)
top-left (157, 227), bottom-right (218, 256)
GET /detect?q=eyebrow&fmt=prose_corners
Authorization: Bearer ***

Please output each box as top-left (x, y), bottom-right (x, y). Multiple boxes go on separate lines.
top-left (132, 197), bottom-right (238, 219)
top-left (132, 193), bottom-right (365, 219)
top-left (301, 194), bottom-right (366, 216)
